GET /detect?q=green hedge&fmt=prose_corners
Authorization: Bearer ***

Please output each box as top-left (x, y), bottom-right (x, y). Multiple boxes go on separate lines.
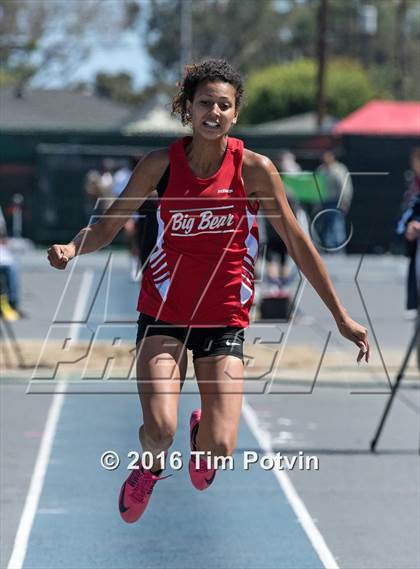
top-left (241, 58), bottom-right (377, 124)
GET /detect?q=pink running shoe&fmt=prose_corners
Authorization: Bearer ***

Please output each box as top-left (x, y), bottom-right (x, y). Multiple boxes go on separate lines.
top-left (119, 464), bottom-right (170, 523)
top-left (189, 409), bottom-right (216, 491)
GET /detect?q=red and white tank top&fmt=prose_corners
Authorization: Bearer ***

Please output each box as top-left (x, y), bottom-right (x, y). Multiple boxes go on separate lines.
top-left (137, 136), bottom-right (259, 327)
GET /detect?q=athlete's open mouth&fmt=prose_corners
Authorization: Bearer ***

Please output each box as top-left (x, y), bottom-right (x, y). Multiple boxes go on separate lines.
top-left (202, 120), bottom-right (221, 129)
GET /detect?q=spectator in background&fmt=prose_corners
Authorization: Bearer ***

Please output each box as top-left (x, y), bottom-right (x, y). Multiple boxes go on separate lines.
top-left (402, 147), bottom-right (420, 209)
top-left (278, 150), bottom-right (302, 174)
top-left (0, 204), bottom-right (6, 234)
top-left (112, 156), bottom-right (144, 281)
top-left (113, 157), bottom-right (138, 198)
top-left (263, 151), bottom-right (307, 283)
top-left (397, 150), bottom-right (420, 313)
top-left (99, 158), bottom-right (115, 200)
top-left (84, 158), bottom-right (115, 216)
top-left (264, 193), bottom-right (309, 283)
top-left (112, 155), bottom-right (159, 282)
top-left (316, 151), bottom-right (353, 251)
top-left (0, 208), bottom-right (23, 319)
top-left (398, 194), bottom-right (420, 369)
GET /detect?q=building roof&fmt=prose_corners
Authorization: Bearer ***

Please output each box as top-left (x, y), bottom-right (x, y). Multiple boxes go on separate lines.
top-left (122, 93), bottom-right (189, 134)
top-left (0, 86), bottom-right (133, 132)
top-left (237, 112), bottom-right (336, 135)
top-left (333, 100), bottom-right (420, 136)
top-left (123, 106), bottom-right (190, 133)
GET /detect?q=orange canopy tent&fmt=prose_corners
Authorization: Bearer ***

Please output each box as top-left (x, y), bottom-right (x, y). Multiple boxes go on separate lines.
top-left (333, 100), bottom-right (420, 137)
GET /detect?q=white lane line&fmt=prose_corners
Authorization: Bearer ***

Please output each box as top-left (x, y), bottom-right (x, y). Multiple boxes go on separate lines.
top-left (7, 384), bottom-right (66, 569)
top-left (69, 269), bottom-right (94, 343)
top-left (242, 399), bottom-right (340, 569)
top-left (8, 270), bottom-right (93, 569)
top-left (31, 269), bottom-right (95, 381)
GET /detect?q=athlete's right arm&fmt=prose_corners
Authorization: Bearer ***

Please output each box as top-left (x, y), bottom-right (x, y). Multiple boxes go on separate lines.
top-left (48, 150), bottom-right (169, 270)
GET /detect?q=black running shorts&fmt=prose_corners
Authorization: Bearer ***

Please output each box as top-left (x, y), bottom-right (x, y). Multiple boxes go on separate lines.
top-left (136, 313), bottom-right (245, 362)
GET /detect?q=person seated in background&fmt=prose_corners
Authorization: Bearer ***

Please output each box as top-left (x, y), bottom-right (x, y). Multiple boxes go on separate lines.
top-left (0, 213), bottom-right (23, 320)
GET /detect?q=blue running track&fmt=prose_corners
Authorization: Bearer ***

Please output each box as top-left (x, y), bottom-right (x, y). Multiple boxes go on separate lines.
top-left (22, 390), bottom-right (325, 569)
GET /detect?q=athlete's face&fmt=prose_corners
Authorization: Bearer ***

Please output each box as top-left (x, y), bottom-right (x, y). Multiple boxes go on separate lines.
top-left (187, 80), bottom-right (238, 139)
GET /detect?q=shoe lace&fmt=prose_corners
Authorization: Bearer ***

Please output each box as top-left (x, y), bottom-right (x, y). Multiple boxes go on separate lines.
top-left (198, 458), bottom-right (212, 473)
top-left (190, 455), bottom-right (215, 474)
top-left (128, 467), bottom-right (171, 504)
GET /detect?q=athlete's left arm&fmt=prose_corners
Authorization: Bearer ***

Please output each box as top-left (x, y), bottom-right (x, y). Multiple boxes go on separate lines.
top-left (242, 151), bottom-right (369, 363)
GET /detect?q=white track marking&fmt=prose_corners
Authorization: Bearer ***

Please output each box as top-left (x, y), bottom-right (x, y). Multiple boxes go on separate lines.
top-left (6, 384), bottom-right (66, 569)
top-left (242, 399), bottom-right (340, 569)
top-left (69, 269), bottom-right (94, 343)
top-left (8, 271), bottom-right (93, 569)
top-left (31, 269), bottom-right (95, 381)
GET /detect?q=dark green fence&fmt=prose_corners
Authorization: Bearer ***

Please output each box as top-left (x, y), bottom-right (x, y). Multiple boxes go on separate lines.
top-left (1, 128), bottom-right (417, 251)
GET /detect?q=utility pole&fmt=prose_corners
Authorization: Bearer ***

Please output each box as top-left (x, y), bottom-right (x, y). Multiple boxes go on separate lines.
top-left (315, 0), bottom-right (328, 129)
top-left (394, 0), bottom-right (408, 99)
top-left (180, 0), bottom-right (192, 77)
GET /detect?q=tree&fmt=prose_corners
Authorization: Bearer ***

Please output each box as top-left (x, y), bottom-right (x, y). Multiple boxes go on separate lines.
top-left (145, 0), bottom-right (284, 83)
top-left (315, 0), bottom-right (329, 127)
top-left (93, 71), bottom-right (173, 107)
top-left (241, 58), bottom-right (376, 124)
top-left (141, 0), bottom-right (418, 100)
top-left (95, 72), bottom-right (137, 104)
top-left (275, 0), bottom-right (419, 100)
top-left (0, 0), bottom-right (141, 89)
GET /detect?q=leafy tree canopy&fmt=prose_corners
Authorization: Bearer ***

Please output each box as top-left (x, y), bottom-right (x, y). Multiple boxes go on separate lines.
top-left (241, 58), bottom-right (376, 124)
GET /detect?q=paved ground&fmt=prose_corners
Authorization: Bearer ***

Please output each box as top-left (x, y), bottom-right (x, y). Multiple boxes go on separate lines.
top-left (247, 386), bottom-right (420, 569)
top-left (1, 249), bottom-right (419, 569)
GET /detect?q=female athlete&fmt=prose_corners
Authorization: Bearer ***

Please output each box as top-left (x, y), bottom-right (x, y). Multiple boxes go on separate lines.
top-left (48, 59), bottom-right (369, 524)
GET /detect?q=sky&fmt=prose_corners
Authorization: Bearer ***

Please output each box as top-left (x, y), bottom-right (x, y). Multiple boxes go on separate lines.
top-left (27, 0), bottom-right (301, 91)
top-left (69, 31), bottom-right (152, 90)
top-left (72, 0), bottom-right (153, 90)
top-left (28, 1), bottom-right (153, 90)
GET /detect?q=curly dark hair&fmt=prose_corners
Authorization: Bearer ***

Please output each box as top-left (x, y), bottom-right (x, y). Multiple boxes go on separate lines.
top-left (172, 58), bottom-right (244, 126)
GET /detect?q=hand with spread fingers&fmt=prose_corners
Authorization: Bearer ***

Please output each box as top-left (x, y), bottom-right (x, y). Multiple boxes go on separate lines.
top-left (47, 243), bottom-right (75, 270)
top-left (336, 314), bottom-right (370, 363)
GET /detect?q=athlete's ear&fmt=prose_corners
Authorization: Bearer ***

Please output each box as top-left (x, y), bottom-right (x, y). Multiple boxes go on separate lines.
top-left (186, 100), bottom-right (192, 118)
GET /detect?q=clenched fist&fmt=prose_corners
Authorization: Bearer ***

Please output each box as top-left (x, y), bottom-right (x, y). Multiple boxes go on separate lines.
top-left (405, 220), bottom-right (420, 241)
top-left (47, 244), bottom-right (75, 270)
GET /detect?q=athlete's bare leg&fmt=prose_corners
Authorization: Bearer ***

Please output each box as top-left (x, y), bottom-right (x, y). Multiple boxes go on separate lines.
top-left (193, 355), bottom-right (244, 457)
top-left (136, 335), bottom-right (187, 472)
